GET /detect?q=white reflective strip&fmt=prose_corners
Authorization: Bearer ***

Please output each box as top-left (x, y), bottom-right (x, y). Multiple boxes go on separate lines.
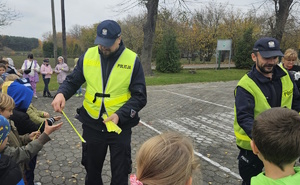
top-left (139, 120), bottom-right (241, 180)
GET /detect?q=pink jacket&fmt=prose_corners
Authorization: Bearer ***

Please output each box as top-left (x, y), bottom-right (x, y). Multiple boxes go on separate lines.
top-left (54, 63), bottom-right (69, 84)
top-left (40, 64), bottom-right (53, 79)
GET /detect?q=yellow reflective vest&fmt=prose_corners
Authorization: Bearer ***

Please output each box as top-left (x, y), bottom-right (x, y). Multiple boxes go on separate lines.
top-left (83, 46), bottom-right (136, 119)
top-left (234, 68), bottom-right (293, 150)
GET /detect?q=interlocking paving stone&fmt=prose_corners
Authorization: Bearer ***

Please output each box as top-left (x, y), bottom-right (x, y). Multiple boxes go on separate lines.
top-left (31, 80), bottom-right (300, 185)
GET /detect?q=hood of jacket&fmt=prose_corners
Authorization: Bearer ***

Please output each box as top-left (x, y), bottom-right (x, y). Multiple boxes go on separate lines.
top-left (2, 78), bottom-right (33, 112)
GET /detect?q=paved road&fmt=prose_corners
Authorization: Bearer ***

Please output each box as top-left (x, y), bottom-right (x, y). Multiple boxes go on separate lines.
top-left (31, 80), bottom-right (242, 185)
top-left (152, 62), bottom-right (235, 70)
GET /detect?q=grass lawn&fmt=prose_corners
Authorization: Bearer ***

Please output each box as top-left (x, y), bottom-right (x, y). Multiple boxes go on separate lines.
top-left (145, 68), bottom-right (248, 86)
top-left (6, 56), bottom-right (76, 69)
top-left (7, 55), bottom-right (248, 92)
top-left (36, 73), bottom-right (60, 92)
top-left (35, 68), bottom-right (248, 92)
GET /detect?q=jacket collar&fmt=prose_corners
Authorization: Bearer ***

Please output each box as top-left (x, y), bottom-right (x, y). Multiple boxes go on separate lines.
top-left (252, 64), bottom-right (287, 83)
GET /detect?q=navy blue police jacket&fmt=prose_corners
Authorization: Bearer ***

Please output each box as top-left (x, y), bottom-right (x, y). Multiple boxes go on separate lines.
top-left (56, 41), bottom-right (147, 139)
top-left (235, 64), bottom-right (300, 140)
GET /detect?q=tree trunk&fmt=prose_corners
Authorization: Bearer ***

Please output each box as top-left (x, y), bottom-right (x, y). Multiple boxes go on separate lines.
top-left (140, 0), bottom-right (159, 76)
top-left (51, 0), bottom-right (57, 61)
top-left (272, 0), bottom-right (293, 42)
top-left (61, 0), bottom-right (67, 63)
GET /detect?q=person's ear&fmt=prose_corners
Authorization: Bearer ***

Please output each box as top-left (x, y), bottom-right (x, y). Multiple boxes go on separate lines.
top-left (251, 53), bottom-right (257, 62)
top-left (185, 177), bottom-right (192, 185)
top-left (117, 36), bottom-right (121, 45)
top-left (250, 140), bottom-right (259, 155)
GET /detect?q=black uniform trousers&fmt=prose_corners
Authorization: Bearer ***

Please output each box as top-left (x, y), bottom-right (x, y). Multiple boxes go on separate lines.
top-left (82, 128), bottom-right (132, 185)
top-left (238, 148), bottom-right (264, 185)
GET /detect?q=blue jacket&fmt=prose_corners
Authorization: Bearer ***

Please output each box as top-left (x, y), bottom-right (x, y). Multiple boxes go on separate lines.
top-left (235, 64), bottom-right (300, 139)
top-left (57, 41), bottom-right (147, 139)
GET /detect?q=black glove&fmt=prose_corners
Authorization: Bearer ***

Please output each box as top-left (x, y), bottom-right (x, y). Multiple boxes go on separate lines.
top-left (45, 117), bottom-right (55, 126)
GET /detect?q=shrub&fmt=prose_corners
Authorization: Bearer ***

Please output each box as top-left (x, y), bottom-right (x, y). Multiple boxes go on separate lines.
top-left (234, 27), bottom-right (255, 69)
top-left (156, 29), bottom-right (181, 73)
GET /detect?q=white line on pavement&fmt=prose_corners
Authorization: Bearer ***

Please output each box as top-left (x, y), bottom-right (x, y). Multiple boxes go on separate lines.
top-left (139, 120), bottom-right (241, 180)
top-left (163, 90), bottom-right (234, 110)
top-left (176, 117), bottom-right (235, 141)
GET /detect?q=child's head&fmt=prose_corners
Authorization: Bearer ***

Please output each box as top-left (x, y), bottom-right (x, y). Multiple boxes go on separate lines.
top-left (0, 93), bottom-right (15, 119)
top-left (43, 58), bottom-right (50, 66)
top-left (6, 58), bottom-right (14, 67)
top-left (0, 63), bottom-right (6, 75)
top-left (282, 48), bottom-right (298, 70)
top-left (0, 59), bottom-right (8, 69)
top-left (27, 53), bottom-right (33, 60)
top-left (58, 56), bottom-right (64, 64)
top-left (251, 107), bottom-right (300, 170)
top-left (0, 114), bottom-right (10, 152)
top-left (134, 132), bottom-right (199, 185)
top-left (5, 74), bottom-right (20, 82)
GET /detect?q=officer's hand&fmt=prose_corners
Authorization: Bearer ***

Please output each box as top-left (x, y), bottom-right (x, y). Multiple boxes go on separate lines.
top-left (51, 93), bottom-right (65, 113)
top-left (104, 113), bottom-right (119, 125)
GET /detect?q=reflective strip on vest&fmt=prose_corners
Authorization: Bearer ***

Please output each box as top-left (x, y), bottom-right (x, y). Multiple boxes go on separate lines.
top-left (234, 71), bottom-right (293, 150)
top-left (83, 46), bottom-right (136, 119)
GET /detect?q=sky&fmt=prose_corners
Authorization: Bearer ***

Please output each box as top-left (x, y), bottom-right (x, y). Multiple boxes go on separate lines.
top-left (0, 0), bottom-right (261, 41)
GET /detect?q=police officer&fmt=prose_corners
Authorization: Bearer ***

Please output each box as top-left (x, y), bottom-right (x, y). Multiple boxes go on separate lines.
top-left (233, 37), bottom-right (300, 185)
top-left (51, 20), bottom-right (147, 185)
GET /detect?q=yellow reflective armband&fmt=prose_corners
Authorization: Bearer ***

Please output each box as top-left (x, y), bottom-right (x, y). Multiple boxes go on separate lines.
top-left (102, 114), bottom-right (122, 134)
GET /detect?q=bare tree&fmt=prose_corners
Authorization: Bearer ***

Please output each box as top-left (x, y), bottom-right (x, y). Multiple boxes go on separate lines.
top-left (140, 0), bottom-right (159, 76)
top-left (69, 24), bottom-right (82, 39)
top-left (115, 0), bottom-right (191, 76)
top-left (271, 0), bottom-right (294, 42)
top-left (51, 0), bottom-right (57, 61)
top-left (0, 1), bottom-right (20, 27)
top-left (61, 0), bottom-right (67, 63)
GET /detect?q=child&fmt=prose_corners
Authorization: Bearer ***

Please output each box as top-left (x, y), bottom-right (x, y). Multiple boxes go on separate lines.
top-left (0, 93), bottom-right (63, 184)
top-left (74, 58), bottom-right (83, 97)
top-left (250, 107), bottom-right (300, 184)
top-left (5, 57), bottom-right (22, 77)
top-left (0, 114), bottom-right (25, 185)
top-left (21, 54), bottom-right (40, 99)
top-left (0, 77), bottom-right (3, 92)
top-left (0, 58), bottom-right (9, 69)
top-left (130, 132), bottom-right (200, 185)
top-left (0, 63), bottom-right (7, 80)
top-left (2, 78), bottom-right (59, 185)
top-left (54, 56), bottom-right (69, 86)
top-left (40, 58), bottom-right (53, 97)
top-left (4, 74), bottom-right (61, 126)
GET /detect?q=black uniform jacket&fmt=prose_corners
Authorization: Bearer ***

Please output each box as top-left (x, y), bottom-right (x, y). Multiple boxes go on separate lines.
top-left (57, 42), bottom-right (147, 137)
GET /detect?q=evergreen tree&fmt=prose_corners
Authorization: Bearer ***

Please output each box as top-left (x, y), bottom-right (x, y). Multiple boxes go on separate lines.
top-left (156, 29), bottom-right (181, 73)
top-left (234, 27), bottom-right (255, 69)
top-left (43, 41), bottom-right (53, 58)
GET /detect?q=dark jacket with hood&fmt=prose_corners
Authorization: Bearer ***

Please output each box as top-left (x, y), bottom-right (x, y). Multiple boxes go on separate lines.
top-left (2, 78), bottom-right (41, 135)
top-left (0, 154), bottom-right (24, 185)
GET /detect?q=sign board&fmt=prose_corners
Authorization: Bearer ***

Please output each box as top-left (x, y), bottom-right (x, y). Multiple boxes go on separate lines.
top-left (216, 39), bottom-right (232, 51)
top-left (216, 39), bottom-right (232, 69)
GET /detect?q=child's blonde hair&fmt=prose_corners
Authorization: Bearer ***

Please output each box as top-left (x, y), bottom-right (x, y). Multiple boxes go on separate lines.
top-left (0, 93), bottom-right (15, 112)
top-left (5, 74), bottom-right (20, 82)
top-left (283, 48), bottom-right (298, 62)
top-left (135, 132), bottom-right (200, 185)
